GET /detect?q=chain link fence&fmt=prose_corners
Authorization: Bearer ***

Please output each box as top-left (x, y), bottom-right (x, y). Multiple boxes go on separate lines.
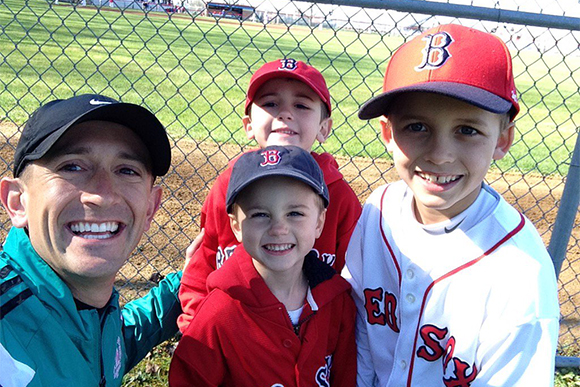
top-left (1, 0), bottom-right (579, 357)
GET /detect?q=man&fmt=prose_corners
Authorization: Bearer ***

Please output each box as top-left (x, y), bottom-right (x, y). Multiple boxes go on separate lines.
top-left (0, 94), bottom-right (186, 386)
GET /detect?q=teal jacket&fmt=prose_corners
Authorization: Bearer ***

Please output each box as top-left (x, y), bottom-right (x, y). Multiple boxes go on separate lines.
top-left (0, 227), bottom-right (182, 386)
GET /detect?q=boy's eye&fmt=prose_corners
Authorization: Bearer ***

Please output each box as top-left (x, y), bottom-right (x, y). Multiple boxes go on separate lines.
top-left (295, 103), bottom-right (311, 110)
top-left (407, 123), bottom-right (426, 132)
top-left (250, 212), bottom-right (269, 219)
top-left (260, 101), bottom-right (277, 108)
top-left (458, 126), bottom-right (479, 136)
top-left (288, 211), bottom-right (304, 217)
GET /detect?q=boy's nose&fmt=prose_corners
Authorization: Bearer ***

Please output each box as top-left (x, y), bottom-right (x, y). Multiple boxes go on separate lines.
top-left (277, 106), bottom-right (293, 121)
top-left (424, 135), bottom-right (455, 164)
top-left (268, 218), bottom-right (289, 236)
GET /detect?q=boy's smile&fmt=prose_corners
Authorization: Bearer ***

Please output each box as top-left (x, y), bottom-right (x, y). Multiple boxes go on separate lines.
top-left (382, 92), bottom-right (514, 225)
top-left (243, 78), bottom-right (332, 151)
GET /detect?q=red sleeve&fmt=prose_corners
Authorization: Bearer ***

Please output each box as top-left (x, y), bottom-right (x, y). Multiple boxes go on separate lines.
top-left (325, 178), bottom-right (362, 272)
top-left (330, 291), bottom-right (358, 387)
top-left (178, 169), bottom-right (234, 332)
top-left (170, 294), bottom-right (227, 387)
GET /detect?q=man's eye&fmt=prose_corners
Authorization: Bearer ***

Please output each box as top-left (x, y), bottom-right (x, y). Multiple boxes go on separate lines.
top-left (60, 163), bottom-right (82, 172)
top-left (119, 167), bottom-right (139, 176)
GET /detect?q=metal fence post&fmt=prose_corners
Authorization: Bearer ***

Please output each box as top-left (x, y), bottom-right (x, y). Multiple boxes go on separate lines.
top-left (549, 130), bottom-right (580, 278)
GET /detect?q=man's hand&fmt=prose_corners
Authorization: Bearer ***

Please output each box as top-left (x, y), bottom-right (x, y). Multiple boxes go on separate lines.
top-left (183, 229), bottom-right (204, 271)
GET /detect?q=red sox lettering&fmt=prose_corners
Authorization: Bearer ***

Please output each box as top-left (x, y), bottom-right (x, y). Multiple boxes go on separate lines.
top-left (417, 324), bottom-right (478, 387)
top-left (315, 355), bottom-right (333, 387)
top-left (363, 287), bottom-right (399, 332)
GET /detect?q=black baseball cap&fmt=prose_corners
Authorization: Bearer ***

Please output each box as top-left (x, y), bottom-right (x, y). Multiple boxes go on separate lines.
top-left (13, 94), bottom-right (171, 177)
top-left (226, 145), bottom-right (329, 213)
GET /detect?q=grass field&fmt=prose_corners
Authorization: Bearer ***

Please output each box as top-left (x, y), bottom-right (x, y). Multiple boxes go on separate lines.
top-left (0, 0), bottom-right (579, 176)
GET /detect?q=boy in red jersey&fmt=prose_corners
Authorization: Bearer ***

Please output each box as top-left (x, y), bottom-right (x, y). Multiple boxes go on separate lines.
top-left (178, 59), bottom-right (362, 331)
top-left (170, 146), bottom-right (356, 387)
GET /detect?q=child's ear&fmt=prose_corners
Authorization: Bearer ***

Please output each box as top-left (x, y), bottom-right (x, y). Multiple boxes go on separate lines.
top-left (315, 209), bottom-right (326, 239)
top-left (316, 117), bottom-right (333, 144)
top-left (493, 122), bottom-right (515, 160)
top-left (380, 116), bottom-right (395, 152)
top-left (0, 177), bottom-right (29, 229)
top-left (242, 115), bottom-right (255, 140)
top-left (228, 213), bottom-right (243, 243)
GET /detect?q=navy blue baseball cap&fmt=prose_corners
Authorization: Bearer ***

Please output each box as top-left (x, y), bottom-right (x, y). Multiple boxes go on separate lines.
top-left (13, 94), bottom-right (171, 177)
top-left (226, 145), bottom-right (329, 213)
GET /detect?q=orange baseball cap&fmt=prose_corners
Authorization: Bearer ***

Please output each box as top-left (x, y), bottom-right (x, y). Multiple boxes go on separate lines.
top-left (359, 24), bottom-right (520, 120)
top-left (245, 59), bottom-right (331, 115)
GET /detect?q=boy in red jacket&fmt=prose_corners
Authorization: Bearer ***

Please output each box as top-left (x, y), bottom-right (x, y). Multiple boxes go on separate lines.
top-left (178, 59), bottom-right (362, 331)
top-left (170, 146), bottom-right (357, 387)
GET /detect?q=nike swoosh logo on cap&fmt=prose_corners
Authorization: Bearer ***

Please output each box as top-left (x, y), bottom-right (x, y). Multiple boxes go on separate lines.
top-left (89, 99), bottom-right (113, 106)
top-left (444, 218), bottom-right (465, 234)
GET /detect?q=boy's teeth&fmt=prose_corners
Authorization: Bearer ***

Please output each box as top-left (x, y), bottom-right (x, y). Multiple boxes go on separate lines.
top-left (264, 244), bottom-right (293, 251)
top-left (419, 173), bottom-right (459, 184)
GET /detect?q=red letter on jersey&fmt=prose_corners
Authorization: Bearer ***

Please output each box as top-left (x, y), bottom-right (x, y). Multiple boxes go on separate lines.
top-left (363, 288), bottom-right (399, 332)
top-left (417, 324), bottom-right (448, 361)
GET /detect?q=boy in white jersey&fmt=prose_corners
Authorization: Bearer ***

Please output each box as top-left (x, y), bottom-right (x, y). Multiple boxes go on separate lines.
top-left (343, 24), bottom-right (560, 386)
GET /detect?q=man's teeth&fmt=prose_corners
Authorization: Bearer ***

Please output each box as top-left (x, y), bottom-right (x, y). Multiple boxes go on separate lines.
top-left (70, 222), bottom-right (119, 234)
top-left (419, 173), bottom-right (460, 184)
top-left (264, 244), bottom-right (293, 251)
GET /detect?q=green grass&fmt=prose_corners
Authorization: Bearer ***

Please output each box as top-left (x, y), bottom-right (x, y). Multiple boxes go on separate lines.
top-left (1, 0), bottom-right (578, 175)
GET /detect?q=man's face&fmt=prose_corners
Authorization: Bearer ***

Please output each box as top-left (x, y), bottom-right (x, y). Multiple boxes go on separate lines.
top-left (243, 78), bottom-right (332, 151)
top-left (10, 120), bottom-right (162, 286)
top-left (229, 176), bottom-right (326, 278)
top-left (382, 92), bottom-right (513, 224)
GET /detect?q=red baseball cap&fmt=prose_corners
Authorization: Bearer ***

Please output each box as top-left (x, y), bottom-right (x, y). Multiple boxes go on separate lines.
top-left (359, 24), bottom-right (520, 121)
top-left (244, 59), bottom-right (331, 115)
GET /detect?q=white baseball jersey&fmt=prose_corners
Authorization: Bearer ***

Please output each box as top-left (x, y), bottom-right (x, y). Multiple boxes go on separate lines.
top-left (343, 181), bottom-right (560, 387)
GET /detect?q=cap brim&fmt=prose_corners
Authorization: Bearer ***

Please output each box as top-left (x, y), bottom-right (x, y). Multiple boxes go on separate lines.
top-left (245, 72), bottom-right (330, 114)
top-left (226, 169), bottom-right (328, 213)
top-left (19, 103), bottom-right (171, 177)
top-left (358, 82), bottom-right (514, 120)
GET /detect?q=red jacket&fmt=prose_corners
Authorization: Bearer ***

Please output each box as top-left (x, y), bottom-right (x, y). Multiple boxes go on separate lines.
top-left (178, 151), bottom-right (361, 331)
top-left (170, 247), bottom-right (357, 387)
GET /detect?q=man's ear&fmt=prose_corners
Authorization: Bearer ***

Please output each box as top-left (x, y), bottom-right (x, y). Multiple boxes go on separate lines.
top-left (316, 117), bottom-right (333, 144)
top-left (493, 122), bottom-right (515, 160)
top-left (242, 115), bottom-right (255, 140)
top-left (228, 212), bottom-right (243, 243)
top-left (143, 185), bottom-right (163, 232)
top-left (0, 177), bottom-right (29, 229)
top-left (380, 116), bottom-right (395, 153)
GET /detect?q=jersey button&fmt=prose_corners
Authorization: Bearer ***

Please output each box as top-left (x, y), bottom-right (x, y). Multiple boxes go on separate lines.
top-left (406, 269), bottom-right (414, 279)
top-left (400, 360), bottom-right (407, 370)
top-left (283, 339), bottom-right (293, 348)
top-left (406, 294), bottom-right (415, 303)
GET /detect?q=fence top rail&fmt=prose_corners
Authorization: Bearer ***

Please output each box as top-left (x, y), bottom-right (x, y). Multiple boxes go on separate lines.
top-left (314, 0), bottom-right (580, 31)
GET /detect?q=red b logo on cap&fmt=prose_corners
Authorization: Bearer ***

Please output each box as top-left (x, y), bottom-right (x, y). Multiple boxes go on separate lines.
top-left (260, 149), bottom-right (281, 166)
top-left (278, 58), bottom-right (298, 71)
top-left (415, 32), bottom-right (454, 71)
